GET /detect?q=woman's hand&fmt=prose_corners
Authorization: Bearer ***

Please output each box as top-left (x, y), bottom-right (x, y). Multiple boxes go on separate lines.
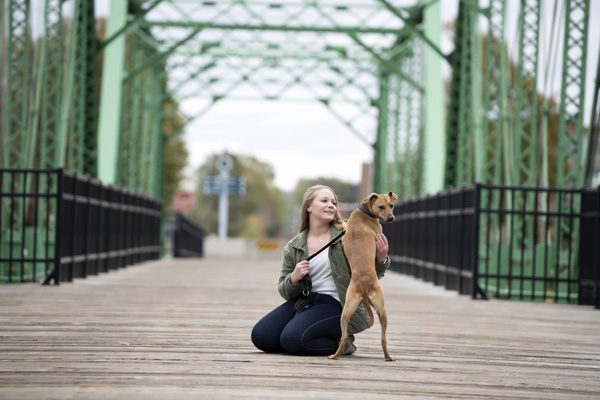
top-left (375, 233), bottom-right (389, 263)
top-left (290, 260), bottom-right (309, 284)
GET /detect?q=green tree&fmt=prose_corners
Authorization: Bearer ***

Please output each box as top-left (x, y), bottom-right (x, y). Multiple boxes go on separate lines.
top-left (292, 177), bottom-right (359, 206)
top-left (192, 152), bottom-right (287, 238)
top-left (162, 136), bottom-right (188, 213)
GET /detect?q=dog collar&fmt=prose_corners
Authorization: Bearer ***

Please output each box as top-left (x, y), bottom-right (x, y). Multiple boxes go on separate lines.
top-left (358, 205), bottom-right (376, 218)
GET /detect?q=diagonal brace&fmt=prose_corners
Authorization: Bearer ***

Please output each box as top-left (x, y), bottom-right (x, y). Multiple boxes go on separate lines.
top-left (349, 34), bottom-right (424, 93)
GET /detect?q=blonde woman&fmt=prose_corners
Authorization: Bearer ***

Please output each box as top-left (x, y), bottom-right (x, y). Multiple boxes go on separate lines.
top-left (251, 185), bottom-right (391, 356)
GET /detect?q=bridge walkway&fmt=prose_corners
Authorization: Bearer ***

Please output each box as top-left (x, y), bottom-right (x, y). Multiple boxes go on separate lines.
top-left (1, 257), bottom-right (599, 399)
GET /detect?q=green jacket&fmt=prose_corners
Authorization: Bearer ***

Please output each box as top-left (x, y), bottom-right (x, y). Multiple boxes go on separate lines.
top-left (278, 226), bottom-right (391, 335)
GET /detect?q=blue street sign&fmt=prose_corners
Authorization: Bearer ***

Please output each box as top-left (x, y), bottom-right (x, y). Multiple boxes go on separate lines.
top-left (203, 176), bottom-right (246, 196)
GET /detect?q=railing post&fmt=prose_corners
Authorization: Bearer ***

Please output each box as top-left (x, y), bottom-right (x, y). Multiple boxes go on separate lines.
top-left (472, 183), bottom-right (486, 299)
top-left (48, 168), bottom-right (63, 285)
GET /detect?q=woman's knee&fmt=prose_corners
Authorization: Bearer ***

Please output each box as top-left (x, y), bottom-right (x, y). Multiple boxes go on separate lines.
top-left (279, 326), bottom-right (303, 355)
top-left (251, 322), bottom-right (281, 353)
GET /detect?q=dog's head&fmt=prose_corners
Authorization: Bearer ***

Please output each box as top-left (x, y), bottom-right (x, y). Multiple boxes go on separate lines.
top-left (361, 191), bottom-right (398, 222)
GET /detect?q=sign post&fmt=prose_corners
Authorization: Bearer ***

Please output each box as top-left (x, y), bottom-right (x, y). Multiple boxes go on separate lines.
top-left (203, 155), bottom-right (246, 240)
top-left (217, 155), bottom-right (233, 240)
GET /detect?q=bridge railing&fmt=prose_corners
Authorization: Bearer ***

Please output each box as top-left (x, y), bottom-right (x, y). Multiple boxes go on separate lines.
top-left (383, 184), bottom-right (600, 309)
top-left (170, 213), bottom-right (204, 258)
top-left (0, 169), bottom-right (162, 284)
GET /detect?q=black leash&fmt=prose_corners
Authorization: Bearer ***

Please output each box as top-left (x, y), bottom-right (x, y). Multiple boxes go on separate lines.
top-left (294, 230), bottom-right (345, 315)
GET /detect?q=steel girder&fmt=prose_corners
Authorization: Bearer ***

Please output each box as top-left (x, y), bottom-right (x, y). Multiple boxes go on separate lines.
top-left (2, 0), bottom-right (30, 170)
top-left (445, 0), bottom-right (477, 189)
top-left (0, 0), bottom-right (97, 172)
top-left (127, 0), bottom-right (431, 193)
top-left (557, 0), bottom-right (590, 190)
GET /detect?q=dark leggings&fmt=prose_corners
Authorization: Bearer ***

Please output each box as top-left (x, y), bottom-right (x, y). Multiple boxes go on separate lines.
top-left (251, 292), bottom-right (342, 356)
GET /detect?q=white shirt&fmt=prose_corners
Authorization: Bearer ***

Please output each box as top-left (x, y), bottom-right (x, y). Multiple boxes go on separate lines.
top-left (309, 248), bottom-right (340, 301)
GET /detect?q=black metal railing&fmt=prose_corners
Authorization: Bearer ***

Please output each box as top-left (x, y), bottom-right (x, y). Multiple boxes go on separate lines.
top-left (0, 168), bottom-right (162, 284)
top-left (383, 184), bottom-right (600, 309)
top-left (384, 186), bottom-right (479, 296)
top-left (172, 213), bottom-right (204, 258)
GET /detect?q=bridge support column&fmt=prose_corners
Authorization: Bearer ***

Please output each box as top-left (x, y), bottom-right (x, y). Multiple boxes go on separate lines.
top-left (423, 2), bottom-right (445, 194)
top-left (97, 0), bottom-right (127, 184)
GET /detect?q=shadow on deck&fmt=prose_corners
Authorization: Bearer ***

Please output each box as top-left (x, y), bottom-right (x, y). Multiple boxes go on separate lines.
top-left (0, 257), bottom-right (599, 399)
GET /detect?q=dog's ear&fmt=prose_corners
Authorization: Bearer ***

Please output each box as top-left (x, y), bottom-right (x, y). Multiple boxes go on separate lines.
top-left (369, 193), bottom-right (378, 202)
top-left (388, 191), bottom-right (398, 203)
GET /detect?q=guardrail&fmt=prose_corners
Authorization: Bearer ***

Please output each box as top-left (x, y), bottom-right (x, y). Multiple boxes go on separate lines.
top-left (383, 184), bottom-right (600, 309)
top-left (0, 168), bottom-right (162, 284)
top-left (172, 213), bottom-right (204, 258)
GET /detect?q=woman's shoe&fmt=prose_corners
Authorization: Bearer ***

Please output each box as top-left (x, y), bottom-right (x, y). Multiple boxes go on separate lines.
top-left (342, 334), bottom-right (356, 355)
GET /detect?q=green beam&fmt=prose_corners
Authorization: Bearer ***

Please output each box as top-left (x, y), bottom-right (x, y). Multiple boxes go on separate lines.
top-left (422, 0), bottom-right (445, 194)
top-left (141, 21), bottom-right (404, 35)
top-left (97, 0), bottom-right (127, 184)
top-left (349, 34), bottom-right (424, 93)
top-left (3, 0), bottom-right (30, 169)
top-left (377, 0), bottom-right (448, 62)
top-left (556, 0), bottom-right (590, 189)
top-left (99, 0), bottom-right (165, 50)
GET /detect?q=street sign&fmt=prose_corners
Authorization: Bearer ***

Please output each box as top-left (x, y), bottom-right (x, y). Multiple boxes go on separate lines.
top-left (228, 177), bottom-right (246, 196)
top-left (203, 176), bottom-right (246, 196)
top-left (172, 191), bottom-right (196, 214)
top-left (203, 176), bottom-right (222, 195)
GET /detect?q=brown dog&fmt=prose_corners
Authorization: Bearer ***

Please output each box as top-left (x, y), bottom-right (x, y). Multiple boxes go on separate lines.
top-left (329, 191), bottom-right (398, 361)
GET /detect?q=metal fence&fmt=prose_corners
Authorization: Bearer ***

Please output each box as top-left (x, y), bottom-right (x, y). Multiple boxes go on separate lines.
top-left (0, 169), bottom-right (162, 284)
top-left (172, 213), bottom-right (204, 258)
top-left (383, 184), bottom-right (600, 309)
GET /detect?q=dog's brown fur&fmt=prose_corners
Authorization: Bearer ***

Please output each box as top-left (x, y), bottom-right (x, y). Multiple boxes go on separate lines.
top-left (329, 191), bottom-right (398, 361)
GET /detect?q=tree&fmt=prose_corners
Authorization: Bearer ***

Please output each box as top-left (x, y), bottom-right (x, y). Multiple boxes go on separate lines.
top-left (292, 177), bottom-right (359, 207)
top-left (162, 136), bottom-right (188, 213)
top-left (191, 152), bottom-right (287, 238)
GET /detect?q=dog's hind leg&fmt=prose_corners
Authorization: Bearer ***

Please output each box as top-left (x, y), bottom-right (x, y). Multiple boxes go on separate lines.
top-left (329, 282), bottom-right (363, 359)
top-left (369, 285), bottom-right (395, 361)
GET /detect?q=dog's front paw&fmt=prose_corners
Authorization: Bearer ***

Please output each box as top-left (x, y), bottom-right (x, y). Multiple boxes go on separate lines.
top-left (328, 354), bottom-right (339, 360)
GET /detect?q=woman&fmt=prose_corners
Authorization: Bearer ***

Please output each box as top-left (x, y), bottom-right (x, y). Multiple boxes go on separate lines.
top-left (251, 185), bottom-right (391, 356)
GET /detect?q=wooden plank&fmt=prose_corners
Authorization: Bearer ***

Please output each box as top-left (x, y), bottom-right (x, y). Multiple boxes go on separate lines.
top-left (0, 258), bottom-right (599, 399)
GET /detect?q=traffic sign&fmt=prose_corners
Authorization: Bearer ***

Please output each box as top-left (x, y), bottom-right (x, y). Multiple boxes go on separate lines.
top-left (203, 176), bottom-right (246, 196)
top-left (172, 191), bottom-right (196, 214)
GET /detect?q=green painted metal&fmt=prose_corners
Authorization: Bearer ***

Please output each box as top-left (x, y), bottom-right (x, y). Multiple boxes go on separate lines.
top-left (556, 0), bottom-right (590, 190)
top-left (40, 0), bottom-right (65, 170)
top-left (510, 0), bottom-right (541, 272)
top-left (445, 0), bottom-right (477, 188)
top-left (97, 0), bottom-right (127, 184)
top-left (3, 0), bottom-right (30, 169)
top-left (1, 0), bottom-right (598, 204)
top-left (480, 0), bottom-right (507, 187)
top-left (374, 67), bottom-right (390, 193)
top-left (513, 0), bottom-right (540, 188)
top-left (422, 0), bottom-right (446, 195)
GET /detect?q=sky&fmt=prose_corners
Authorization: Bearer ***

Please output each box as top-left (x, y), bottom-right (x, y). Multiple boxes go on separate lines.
top-left (180, 97), bottom-right (377, 192)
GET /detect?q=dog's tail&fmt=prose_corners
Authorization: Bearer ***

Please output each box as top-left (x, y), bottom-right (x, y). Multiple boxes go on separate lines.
top-left (361, 291), bottom-right (374, 329)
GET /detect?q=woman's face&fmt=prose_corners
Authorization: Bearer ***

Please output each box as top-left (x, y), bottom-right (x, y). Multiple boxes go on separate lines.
top-left (307, 188), bottom-right (337, 223)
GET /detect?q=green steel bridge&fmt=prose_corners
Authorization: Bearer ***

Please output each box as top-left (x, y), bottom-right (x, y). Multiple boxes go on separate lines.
top-left (2, 0), bottom-right (598, 196)
top-left (1, 0), bottom-right (599, 304)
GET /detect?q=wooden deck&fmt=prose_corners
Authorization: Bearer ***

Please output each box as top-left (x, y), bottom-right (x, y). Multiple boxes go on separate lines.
top-left (0, 257), bottom-right (599, 399)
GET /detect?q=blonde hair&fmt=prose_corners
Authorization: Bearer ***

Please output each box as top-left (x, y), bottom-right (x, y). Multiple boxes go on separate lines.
top-left (299, 185), bottom-right (345, 233)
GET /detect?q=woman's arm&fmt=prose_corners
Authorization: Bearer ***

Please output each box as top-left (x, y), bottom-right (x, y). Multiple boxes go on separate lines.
top-left (277, 244), bottom-right (302, 300)
top-left (375, 233), bottom-right (391, 278)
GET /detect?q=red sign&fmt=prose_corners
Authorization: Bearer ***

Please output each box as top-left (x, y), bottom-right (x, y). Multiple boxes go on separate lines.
top-left (172, 191), bottom-right (196, 214)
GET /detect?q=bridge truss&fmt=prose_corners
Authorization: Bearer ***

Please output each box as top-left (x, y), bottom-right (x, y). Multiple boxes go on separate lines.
top-left (0, 0), bottom-right (598, 196)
